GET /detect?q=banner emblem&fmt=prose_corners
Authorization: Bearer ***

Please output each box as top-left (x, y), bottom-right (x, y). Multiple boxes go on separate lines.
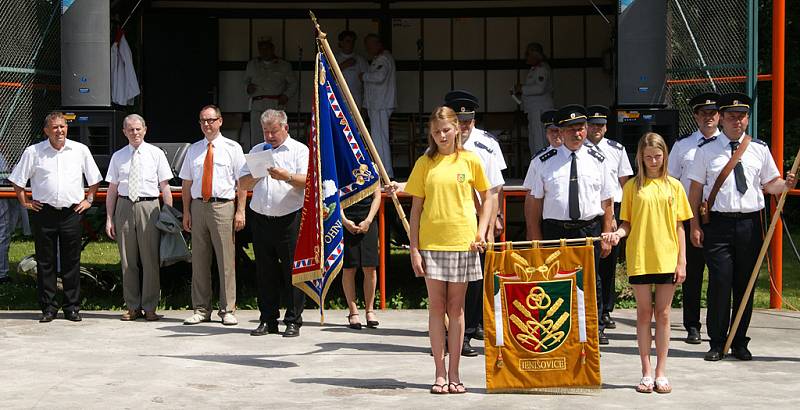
top-left (504, 279), bottom-right (572, 354)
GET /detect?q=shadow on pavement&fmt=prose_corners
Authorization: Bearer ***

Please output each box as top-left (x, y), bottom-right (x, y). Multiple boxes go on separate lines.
top-left (290, 377), bottom-right (433, 391)
top-left (320, 326), bottom-right (428, 338)
top-left (309, 341), bottom-right (430, 355)
top-left (152, 354), bottom-right (298, 369)
top-left (155, 324), bottom-right (253, 337)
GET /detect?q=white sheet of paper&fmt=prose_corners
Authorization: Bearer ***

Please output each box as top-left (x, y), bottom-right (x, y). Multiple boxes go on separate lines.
top-left (245, 149), bottom-right (275, 178)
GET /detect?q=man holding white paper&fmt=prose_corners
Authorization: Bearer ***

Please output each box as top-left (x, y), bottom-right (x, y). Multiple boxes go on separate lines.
top-left (238, 109), bottom-right (308, 338)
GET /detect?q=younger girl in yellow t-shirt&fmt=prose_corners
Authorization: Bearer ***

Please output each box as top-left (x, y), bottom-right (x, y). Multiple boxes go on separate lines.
top-left (405, 106), bottom-right (492, 394)
top-left (603, 132), bottom-right (692, 394)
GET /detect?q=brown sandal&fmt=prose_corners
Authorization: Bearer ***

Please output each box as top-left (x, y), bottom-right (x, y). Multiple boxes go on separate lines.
top-left (430, 383), bottom-right (448, 394)
top-left (448, 382), bottom-right (467, 394)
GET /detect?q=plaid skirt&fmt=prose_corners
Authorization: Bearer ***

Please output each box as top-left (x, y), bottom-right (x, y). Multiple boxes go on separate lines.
top-left (420, 250), bottom-right (482, 283)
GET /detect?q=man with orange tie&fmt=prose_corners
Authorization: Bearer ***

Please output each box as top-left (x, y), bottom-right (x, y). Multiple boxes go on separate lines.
top-left (180, 105), bottom-right (247, 326)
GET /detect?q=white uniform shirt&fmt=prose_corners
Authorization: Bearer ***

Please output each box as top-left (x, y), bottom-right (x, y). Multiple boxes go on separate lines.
top-left (9, 139), bottom-right (102, 208)
top-left (521, 62), bottom-right (554, 112)
top-left (668, 129), bottom-right (721, 196)
top-left (469, 127), bottom-right (507, 171)
top-left (522, 145), bottom-right (553, 192)
top-left (362, 50), bottom-right (396, 110)
top-left (244, 58), bottom-right (298, 101)
top-left (334, 50), bottom-right (369, 108)
top-left (463, 134), bottom-right (504, 189)
top-left (106, 142), bottom-right (173, 197)
top-left (241, 137), bottom-right (308, 217)
top-left (179, 135), bottom-right (246, 200)
top-left (593, 138), bottom-right (633, 203)
top-left (531, 144), bottom-right (615, 221)
top-left (688, 133), bottom-right (779, 213)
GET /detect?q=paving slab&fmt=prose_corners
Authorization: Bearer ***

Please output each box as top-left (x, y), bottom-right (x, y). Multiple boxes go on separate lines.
top-left (1, 308), bottom-right (799, 409)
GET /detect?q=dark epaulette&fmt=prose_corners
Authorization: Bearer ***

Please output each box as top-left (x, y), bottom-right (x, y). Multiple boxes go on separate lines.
top-left (539, 148), bottom-right (557, 162)
top-left (752, 138), bottom-right (768, 146)
top-left (587, 147), bottom-right (605, 162)
top-left (531, 146), bottom-right (548, 160)
top-left (473, 140), bottom-right (494, 154)
top-left (605, 139), bottom-right (624, 150)
top-left (698, 136), bottom-right (717, 147)
top-left (482, 130), bottom-right (500, 141)
top-left (676, 133), bottom-right (692, 141)
top-left (583, 141), bottom-right (596, 149)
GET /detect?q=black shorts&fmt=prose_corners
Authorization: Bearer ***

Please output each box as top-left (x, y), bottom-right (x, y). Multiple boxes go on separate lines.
top-left (628, 273), bottom-right (674, 285)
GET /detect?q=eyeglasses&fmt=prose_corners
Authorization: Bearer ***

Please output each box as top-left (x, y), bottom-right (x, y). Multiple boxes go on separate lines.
top-left (199, 118), bottom-right (220, 125)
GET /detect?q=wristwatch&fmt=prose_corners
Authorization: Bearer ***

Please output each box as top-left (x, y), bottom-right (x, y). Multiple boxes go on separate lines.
top-left (85, 195), bottom-right (94, 203)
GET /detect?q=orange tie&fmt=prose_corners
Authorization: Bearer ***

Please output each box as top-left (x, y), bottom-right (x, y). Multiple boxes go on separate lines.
top-left (201, 142), bottom-right (214, 201)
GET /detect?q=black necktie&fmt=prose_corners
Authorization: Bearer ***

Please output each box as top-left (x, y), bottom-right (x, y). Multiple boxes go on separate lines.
top-left (730, 141), bottom-right (748, 194)
top-left (569, 152), bottom-right (580, 220)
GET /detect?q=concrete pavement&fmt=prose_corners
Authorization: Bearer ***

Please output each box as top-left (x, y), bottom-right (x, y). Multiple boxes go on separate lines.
top-left (1, 308), bottom-right (799, 409)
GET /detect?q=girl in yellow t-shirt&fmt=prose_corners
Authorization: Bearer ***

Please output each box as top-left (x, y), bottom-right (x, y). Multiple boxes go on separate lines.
top-left (603, 132), bottom-right (692, 394)
top-left (405, 106), bottom-right (492, 394)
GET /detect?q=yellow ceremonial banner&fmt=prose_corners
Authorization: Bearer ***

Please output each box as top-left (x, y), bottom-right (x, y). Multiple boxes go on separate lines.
top-left (483, 243), bottom-right (601, 392)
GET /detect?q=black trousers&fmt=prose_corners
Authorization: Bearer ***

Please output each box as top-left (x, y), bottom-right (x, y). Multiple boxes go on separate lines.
top-left (251, 210), bottom-right (305, 326)
top-left (463, 252), bottom-right (485, 341)
top-left (703, 212), bottom-right (761, 350)
top-left (598, 202), bottom-right (621, 315)
top-left (31, 204), bottom-right (82, 314)
top-left (682, 220), bottom-right (706, 331)
top-left (543, 218), bottom-right (604, 333)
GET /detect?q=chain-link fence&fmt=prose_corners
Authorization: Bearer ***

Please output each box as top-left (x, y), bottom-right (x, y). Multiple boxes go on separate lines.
top-left (0, 0), bottom-right (60, 176)
top-left (666, 0), bottom-right (747, 136)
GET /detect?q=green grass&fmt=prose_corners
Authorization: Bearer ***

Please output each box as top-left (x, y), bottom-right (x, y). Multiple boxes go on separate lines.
top-left (3, 232), bottom-right (800, 311)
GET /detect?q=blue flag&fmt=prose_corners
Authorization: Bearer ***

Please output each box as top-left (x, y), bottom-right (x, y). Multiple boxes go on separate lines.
top-left (292, 50), bottom-right (379, 314)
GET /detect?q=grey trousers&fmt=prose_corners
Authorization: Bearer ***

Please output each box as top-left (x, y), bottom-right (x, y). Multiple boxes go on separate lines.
top-left (190, 200), bottom-right (236, 315)
top-left (114, 198), bottom-right (161, 311)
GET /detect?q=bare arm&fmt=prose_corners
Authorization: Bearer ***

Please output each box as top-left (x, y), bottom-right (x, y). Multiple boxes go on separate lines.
top-left (409, 196), bottom-right (425, 278)
top-left (675, 221), bottom-right (687, 283)
top-left (13, 183), bottom-right (41, 211)
top-left (356, 188), bottom-right (382, 233)
top-left (524, 194), bottom-right (543, 240)
top-left (105, 183), bottom-right (119, 240)
top-left (763, 172), bottom-right (797, 195)
top-left (600, 198), bottom-right (613, 258)
top-left (475, 189), bottom-right (494, 248)
top-left (181, 179), bottom-right (193, 232)
top-left (234, 185), bottom-right (247, 232)
top-left (159, 180), bottom-right (173, 207)
top-left (688, 180), bottom-right (704, 247)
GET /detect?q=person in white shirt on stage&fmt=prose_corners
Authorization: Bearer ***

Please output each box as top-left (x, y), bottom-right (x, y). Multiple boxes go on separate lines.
top-left (180, 105), bottom-right (247, 326)
top-left (238, 109), bottom-right (308, 338)
top-left (667, 92), bottom-right (721, 345)
top-left (335, 30), bottom-right (369, 109)
top-left (105, 114), bottom-right (174, 322)
top-left (9, 112), bottom-right (102, 322)
top-left (516, 42), bottom-right (554, 156)
top-left (361, 33), bottom-right (397, 178)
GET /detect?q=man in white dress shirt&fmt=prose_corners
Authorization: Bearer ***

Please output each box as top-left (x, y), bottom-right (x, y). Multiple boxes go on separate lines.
top-left (335, 30), bottom-right (369, 109)
top-left (9, 112), bottom-right (102, 322)
top-left (688, 93), bottom-right (796, 361)
top-left (361, 33), bottom-right (396, 178)
top-left (523, 110), bottom-right (561, 240)
top-left (105, 114), bottom-right (174, 321)
top-left (180, 105), bottom-right (247, 326)
top-left (516, 42), bottom-right (554, 156)
top-left (668, 92), bottom-right (721, 345)
top-left (527, 104), bottom-right (615, 344)
top-left (238, 109), bottom-right (308, 338)
top-left (586, 105), bottom-right (633, 331)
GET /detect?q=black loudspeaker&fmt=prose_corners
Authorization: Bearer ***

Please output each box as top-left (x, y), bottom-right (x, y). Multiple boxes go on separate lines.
top-left (616, 0), bottom-right (667, 105)
top-left (61, 0), bottom-right (110, 107)
top-left (608, 107), bottom-right (679, 168)
top-left (64, 110), bottom-right (125, 178)
top-left (149, 142), bottom-right (190, 186)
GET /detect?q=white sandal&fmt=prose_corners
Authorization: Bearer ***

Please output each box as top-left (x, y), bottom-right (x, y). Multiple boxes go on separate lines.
top-left (636, 376), bottom-right (654, 393)
top-left (654, 377), bottom-right (672, 394)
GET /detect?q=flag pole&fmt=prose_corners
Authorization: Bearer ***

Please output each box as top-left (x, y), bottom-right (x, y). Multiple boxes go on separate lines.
top-left (309, 11), bottom-right (411, 237)
top-left (722, 147), bottom-right (800, 354)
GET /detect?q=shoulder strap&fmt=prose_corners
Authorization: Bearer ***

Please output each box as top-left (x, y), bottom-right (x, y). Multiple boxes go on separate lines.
top-left (706, 136), bottom-right (751, 210)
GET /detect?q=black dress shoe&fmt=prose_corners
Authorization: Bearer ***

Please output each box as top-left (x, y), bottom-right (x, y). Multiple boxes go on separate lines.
top-left (598, 330), bottom-right (609, 345)
top-left (250, 322), bottom-right (269, 336)
top-left (602, 313), bottom-right (616, 329)
top-left (704, 348), bottom-right (724, 361)
top-left (283, 323), bottom-right (300, 338)
top-left (685, 328), bottom-right (702, 344)
top-left (461, 340), bottom-right (478, 357)
top-left (39, 311), bottom-right (56, 323)
top-left (64, 310), bottom-right (82, 322)
top-left (473, 324), bottom-right (485, 341)
top-left (732, 346), bottom-right (752, 361)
